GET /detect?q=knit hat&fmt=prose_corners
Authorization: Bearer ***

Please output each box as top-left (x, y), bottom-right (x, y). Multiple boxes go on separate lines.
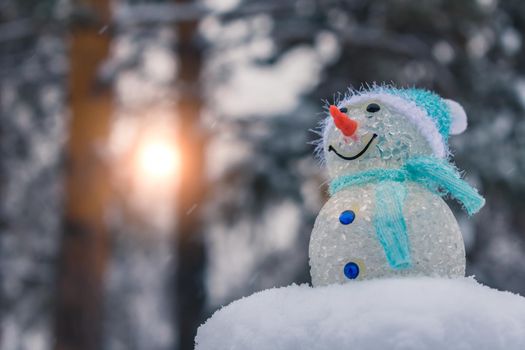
top-left (338, 86), bottom-right (467, 158)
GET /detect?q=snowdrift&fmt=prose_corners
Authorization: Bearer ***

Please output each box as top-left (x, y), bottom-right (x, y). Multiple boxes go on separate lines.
top-left (196, 277), bottom-right (525, 350)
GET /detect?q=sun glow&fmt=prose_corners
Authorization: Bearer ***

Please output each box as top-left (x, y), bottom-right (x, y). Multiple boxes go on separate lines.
top-left (136, 138), bottom-right (180, 181)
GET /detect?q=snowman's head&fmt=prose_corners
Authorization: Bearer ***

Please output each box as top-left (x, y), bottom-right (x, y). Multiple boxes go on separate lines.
top-left (317, 86), bottom-right (468, 178)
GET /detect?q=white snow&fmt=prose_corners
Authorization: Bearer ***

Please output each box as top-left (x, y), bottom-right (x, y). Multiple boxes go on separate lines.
top-left (196, 277), bottom-right (525, 350)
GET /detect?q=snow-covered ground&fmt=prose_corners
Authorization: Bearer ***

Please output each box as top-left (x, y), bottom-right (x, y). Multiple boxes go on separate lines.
top-left (196, 277), bottom-right (525, 350)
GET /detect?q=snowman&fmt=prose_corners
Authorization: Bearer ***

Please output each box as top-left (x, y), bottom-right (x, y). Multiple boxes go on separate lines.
top-left (309, 86), bottom-right (485, 287)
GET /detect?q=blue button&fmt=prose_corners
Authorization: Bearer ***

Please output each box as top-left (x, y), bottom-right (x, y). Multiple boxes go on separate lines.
top-left (344, 262), bottom-right (360, 279)
top-left (339, 210), bottom-right (355, 225)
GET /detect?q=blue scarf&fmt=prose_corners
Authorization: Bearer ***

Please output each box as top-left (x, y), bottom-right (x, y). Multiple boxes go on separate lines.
top-left (329, 156), bottom-right (485, 269)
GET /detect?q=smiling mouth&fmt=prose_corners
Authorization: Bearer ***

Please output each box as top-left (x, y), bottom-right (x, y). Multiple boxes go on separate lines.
top-left (328, 134), bottom-right (378, 160)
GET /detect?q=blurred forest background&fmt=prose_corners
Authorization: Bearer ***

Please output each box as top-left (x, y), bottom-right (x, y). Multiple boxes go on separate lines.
top-left (1, 0), bottom-right (525, 349)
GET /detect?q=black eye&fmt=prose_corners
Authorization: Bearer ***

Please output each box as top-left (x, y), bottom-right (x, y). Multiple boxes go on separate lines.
top-left (366, 103), bottom-right (380, 113)
top-left (339, 107), bottom-right (348, 113)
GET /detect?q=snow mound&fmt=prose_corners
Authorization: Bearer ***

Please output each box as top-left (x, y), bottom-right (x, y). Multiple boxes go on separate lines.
top-left (196, 278), bottom-right (525, 350)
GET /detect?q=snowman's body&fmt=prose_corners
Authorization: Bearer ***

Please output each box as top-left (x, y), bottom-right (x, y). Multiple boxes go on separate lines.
top-left (309, 183), bottom-right (465, 286)
top-left (309, 87), bottom-right (483, 287)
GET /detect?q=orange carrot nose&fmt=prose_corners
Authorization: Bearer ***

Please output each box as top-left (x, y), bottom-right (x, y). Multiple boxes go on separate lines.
top-left (329, 105), bottom-right (358, 137)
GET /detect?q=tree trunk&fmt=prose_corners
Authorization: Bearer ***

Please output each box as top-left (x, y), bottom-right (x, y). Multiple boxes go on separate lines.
top-left (174, 0), bottom-right (207, 348)
top-left (54, 1), bottom-right (113, 349)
